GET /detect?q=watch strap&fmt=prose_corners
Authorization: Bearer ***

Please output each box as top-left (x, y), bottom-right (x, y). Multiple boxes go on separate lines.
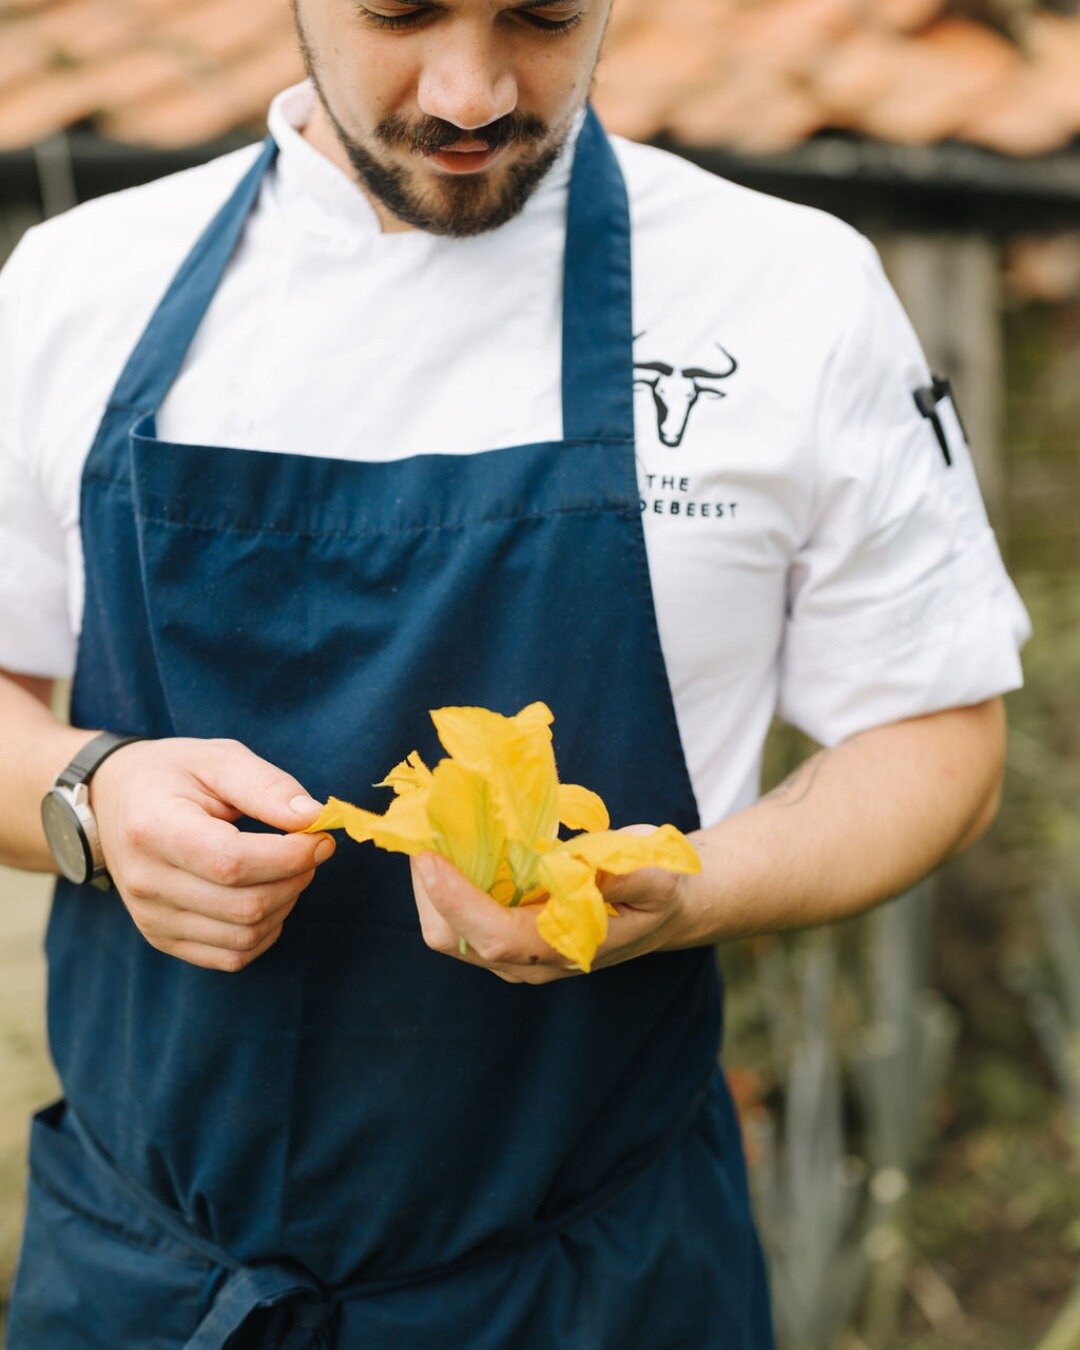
top-left (55, 732), bottom-right (146, 790)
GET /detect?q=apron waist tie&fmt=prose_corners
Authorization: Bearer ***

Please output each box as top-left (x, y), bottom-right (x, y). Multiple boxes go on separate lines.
top-left (65, 1076), bottom-right (713, 1348)
top-left (65, 1108), bottom-right (334, 1348)
top-left (184, 1266), bottom-right (337, 1350)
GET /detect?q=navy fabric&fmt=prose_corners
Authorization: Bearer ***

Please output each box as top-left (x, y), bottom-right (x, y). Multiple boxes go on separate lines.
top-left (8, 109), bottom-right (774, 1347)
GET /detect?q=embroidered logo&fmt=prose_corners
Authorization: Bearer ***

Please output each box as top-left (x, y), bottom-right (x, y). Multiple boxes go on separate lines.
top-left (633, 335), bottom-right (738, 448)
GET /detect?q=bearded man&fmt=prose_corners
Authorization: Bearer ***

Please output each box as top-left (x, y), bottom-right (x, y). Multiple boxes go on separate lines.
top-left (0, 2), bottom-right (1027, 1345)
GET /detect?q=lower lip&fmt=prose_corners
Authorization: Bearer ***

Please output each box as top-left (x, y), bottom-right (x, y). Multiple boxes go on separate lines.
top-left (427, 147), bottom-right (501, 174)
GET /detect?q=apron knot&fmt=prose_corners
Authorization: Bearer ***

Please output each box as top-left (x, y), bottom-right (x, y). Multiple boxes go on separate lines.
top-left (184, 1262), bottom-right (333, 1349)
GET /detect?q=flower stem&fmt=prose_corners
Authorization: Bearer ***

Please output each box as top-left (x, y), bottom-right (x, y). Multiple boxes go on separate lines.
top-left (509, 887), bottom-right (525, 908)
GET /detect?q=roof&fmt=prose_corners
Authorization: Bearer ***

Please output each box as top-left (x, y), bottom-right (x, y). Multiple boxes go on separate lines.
top-left (0, 0), bottom-right (1078, 157)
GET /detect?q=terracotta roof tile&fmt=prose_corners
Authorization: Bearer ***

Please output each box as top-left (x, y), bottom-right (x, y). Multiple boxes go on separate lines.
top-left (29, 0), bottom-right (148, 65)
top-left (0, 45), bottom-right (189, 146)
top-left (0, 0), bottom-right (1078, 158)
top-left (0, 18), bottom-right (55, 94)
top-left (100, 42), bottom-right (304, 145)
top-left (592, 10), bottom-right (724, 142)
top-left (862, 0), bottom-right (948, 34)
top-left (666, 67), bottom-right (828, 153)
top-left (152, 0), bottom-right (296, 67)
top-left (806, 27), bottom-right (910, 121)
top-left (720, 0), bottom-right (858, 74)
top-left (959, 67), bottom-right (1078, 155)
top-left (852, 19), bottom-right (1019, 144)
top-left (124, 0), bottom-right (205, 15)
top-left (1027, 13), bottom-right (1080, 121)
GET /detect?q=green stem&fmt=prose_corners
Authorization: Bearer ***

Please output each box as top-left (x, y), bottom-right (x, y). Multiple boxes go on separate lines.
top-left (458, 936), bottom-right (469, 956)
top-left (509, 887), bottom-right (525, 908)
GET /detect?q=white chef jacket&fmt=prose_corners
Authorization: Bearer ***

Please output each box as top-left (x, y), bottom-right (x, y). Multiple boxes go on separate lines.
top-left (0, 81), bottom-right (1029, 828)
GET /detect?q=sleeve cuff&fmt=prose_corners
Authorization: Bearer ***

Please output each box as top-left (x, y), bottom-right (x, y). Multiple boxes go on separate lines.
top-left (777, 536), bottom-right (1031, 746)
top-left (0, 593), bottom-right (76, 680)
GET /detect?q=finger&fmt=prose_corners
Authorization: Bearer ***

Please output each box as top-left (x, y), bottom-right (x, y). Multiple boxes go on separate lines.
top-left (414, 853), bottom-right (555, 968)
top-left (412, 886), bottom-right (579, 982)
top-left (589, 909), bottom-right (671, 971)
top-left (491, 961), bottom-right (581, 984)
top-left (155, 801), bottom-right (334, 887)
top-left (155, 924), bottom-right (284, 973)
top-left (193, 738), bottom-right (327, 832)
top-left (131, 871), bottom-right (310, 928)
top-left (598, 865), bottom-right (676, 911)
top-left (411, 877), bottom-right (464, 955)
top-left (411, 855), bottom-right (514, 960)
top-left (149, 900), bottom-right (299, 955)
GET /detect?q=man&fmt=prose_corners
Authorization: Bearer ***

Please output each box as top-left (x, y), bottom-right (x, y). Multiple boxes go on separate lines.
top-left (0, 0), bottom-right (1029, 1345)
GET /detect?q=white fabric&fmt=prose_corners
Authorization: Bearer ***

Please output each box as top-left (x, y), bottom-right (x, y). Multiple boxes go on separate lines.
top-left (0, 81), bottom-right (1029, 827)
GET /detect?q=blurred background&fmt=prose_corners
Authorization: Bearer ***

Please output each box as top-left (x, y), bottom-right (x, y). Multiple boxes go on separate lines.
top-left (1, 0), bottom-right (1078, 1345)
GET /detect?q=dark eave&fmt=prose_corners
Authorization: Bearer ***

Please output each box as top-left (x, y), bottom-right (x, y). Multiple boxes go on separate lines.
top-left (662, 132), bottom-right (1080, 234)
top-left (0, 131), bottom-right (256, 210)
top-left (1, 128), bottom-right (1079, 233)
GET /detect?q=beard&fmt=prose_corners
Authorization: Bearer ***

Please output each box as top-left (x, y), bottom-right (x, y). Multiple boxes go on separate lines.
top-left (318, 98), bottom-right (570, 238)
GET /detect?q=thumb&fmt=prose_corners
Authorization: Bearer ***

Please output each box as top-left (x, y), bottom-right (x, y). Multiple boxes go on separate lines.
top-left (413, 852), bottom-right (487, 908)
top-left (199, 739), bottom-right (324, 832)
top-left (413, 850), bottom-right (463, 900)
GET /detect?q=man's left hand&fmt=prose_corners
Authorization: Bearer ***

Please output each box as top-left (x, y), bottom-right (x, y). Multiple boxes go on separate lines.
top-left (410, 842), bottom-right (691, 984)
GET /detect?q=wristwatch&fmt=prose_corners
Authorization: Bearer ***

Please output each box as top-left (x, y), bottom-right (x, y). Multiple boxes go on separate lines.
top-left (41, 732), bottom-right (146, 888)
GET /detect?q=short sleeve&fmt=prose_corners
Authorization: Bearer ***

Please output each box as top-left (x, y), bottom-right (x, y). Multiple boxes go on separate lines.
top-left (0, 235), bottom-right (77, 678)
top-left (777, 236), bottom-right (1030, 746)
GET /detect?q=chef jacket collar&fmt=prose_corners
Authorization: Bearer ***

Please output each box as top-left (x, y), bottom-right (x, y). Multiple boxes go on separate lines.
top-left (265, 79), bottom-right (585, 254)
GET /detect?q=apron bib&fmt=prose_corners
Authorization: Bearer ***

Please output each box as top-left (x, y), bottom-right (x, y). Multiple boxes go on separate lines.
top-left (9, 112), bottom-right (773, 1349)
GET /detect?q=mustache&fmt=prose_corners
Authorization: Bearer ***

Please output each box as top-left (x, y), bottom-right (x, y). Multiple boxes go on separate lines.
top-left (374, 111), bottom-right (549, 155)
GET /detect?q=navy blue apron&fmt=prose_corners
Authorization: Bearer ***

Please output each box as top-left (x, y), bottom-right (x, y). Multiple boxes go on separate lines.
top-left (8, 111), bottom-right (774, 1349)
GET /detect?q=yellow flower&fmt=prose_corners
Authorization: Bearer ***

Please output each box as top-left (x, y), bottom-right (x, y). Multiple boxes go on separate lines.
top-left (310, 760), bottom-right (505, 895)
top-left (305, 703), bottom-right (700, 972)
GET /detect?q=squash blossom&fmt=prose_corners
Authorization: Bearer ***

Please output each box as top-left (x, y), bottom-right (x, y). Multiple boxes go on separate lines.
top-left (304, 702), bottom-right (700, 972)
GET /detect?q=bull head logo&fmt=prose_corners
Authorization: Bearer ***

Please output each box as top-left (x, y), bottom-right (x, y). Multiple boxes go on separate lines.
top-left (633, 335), bottom-right (738, 448)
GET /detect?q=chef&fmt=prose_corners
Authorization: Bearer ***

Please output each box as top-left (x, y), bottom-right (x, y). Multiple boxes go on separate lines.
top-left (0, 0), bottom-right (1029, 1345)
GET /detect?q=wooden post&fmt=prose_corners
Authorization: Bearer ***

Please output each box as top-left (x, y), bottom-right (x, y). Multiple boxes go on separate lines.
top-left (0, 204), bottom-right (41, 268)
top-left (0, 133), bottom-right (77, 269)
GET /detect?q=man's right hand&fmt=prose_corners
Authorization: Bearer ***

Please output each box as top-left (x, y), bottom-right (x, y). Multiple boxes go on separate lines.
top-left (89, 737), bottom-right (334, 972)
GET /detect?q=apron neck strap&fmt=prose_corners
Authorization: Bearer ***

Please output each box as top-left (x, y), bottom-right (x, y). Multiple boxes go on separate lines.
top-left (106, 136), bottom-right (279, 414)
top-left (561, 107), bottom-right (635, 444)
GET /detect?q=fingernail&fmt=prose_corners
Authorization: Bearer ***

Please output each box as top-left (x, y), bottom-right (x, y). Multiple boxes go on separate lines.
top-left (415, 854), bottom-right (437, 890)
top-left (313, 836), bottom-right (335, 864)
top-left (290, 794), bottom-right (322, 816)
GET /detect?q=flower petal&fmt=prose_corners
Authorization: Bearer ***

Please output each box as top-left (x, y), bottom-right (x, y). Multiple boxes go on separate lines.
top-left (489, 854), bottom-right (517, 907)
top-left (375, 751), bottom-right (433, 797)
top-left (557, 783), bottom-right (609, 833)
top-left (302, 797), bottom-right (354, 836)
top-left (558, 824), bottom-right (701, 876)
top-left (534, 853), bottom-right (608, 973)
top-left (425, 759), bottom-right (506, 894)
top-left (304, 793), bottom-right (434, 855)
top-left (431, 702), bottom-right (560, 849)
top-left (505, 839), bottom-right (543, 895)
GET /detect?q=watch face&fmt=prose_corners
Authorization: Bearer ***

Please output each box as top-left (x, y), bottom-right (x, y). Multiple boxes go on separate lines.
top-left (41, 791), bottom-right (93, 884)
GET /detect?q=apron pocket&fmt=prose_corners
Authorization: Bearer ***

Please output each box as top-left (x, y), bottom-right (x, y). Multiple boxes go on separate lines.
top-left (6, 1101), bottom-right (219, 1350)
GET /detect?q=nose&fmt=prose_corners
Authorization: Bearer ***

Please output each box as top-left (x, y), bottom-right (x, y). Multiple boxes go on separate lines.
top-left (416, 24), bottom-right (518, 132)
